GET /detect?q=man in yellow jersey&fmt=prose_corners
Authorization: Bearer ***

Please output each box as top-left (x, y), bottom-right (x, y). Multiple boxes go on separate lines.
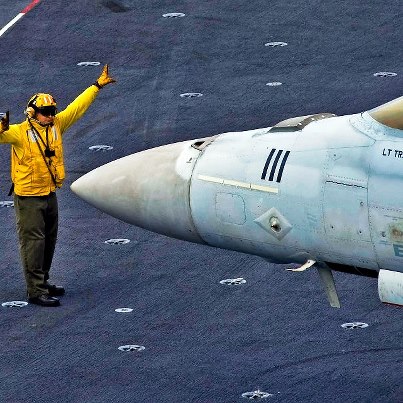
top-left (0, 65), bottom-right (116, 307)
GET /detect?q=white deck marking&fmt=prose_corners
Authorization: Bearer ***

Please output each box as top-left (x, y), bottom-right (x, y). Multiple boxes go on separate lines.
top-left (0, 0), bottom-right (41, 38)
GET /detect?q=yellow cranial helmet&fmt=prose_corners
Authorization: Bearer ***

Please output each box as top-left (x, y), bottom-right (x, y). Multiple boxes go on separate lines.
top-left (28, 93), bottom-right (57, 109)
top-left (26, 93), bottom-right (57, 118)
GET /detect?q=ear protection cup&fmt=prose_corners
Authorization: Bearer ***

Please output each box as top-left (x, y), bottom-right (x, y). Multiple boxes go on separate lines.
top-left (25, 106), bottom-right (36, 118)
top-left (25, 94), bottom-right (39, 118)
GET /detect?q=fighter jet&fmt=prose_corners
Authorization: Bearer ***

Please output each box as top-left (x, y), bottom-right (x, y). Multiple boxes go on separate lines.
top-left (71, 96), bottom-right (403, 308)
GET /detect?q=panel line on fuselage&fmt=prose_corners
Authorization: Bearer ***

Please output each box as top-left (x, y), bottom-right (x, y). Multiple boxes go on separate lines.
top-left (197, 174), bottom-right (279, 194)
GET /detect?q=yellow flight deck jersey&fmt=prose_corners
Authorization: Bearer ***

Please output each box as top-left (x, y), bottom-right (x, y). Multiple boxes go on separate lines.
top-left (0, 85), bottom-right (99, 196)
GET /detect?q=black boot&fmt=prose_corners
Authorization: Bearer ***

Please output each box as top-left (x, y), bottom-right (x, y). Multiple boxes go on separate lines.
top-left (28, 295), bottom-right (60, 307)
top-left (46, 283), bottom-right (65, 296)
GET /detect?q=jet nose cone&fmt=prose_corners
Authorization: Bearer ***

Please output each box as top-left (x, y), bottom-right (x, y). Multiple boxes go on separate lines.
top-left (71, 141), bottom-right (204, 243)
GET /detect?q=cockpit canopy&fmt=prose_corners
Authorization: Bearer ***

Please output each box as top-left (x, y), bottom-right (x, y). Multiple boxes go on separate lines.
top-left (369, 96), bottom-right (403, 130)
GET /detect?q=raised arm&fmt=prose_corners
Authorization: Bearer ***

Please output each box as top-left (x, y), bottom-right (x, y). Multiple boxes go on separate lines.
top-left (56, 65), bottom-right (116, 133)
top-left (0, 111), bottom-right (9, 132)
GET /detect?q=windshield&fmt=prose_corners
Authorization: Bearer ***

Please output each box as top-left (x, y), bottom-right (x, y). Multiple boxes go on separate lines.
top-left (369, 96), bottom-right (403, 130)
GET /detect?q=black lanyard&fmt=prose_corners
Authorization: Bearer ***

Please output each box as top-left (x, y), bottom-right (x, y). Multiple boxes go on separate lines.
top-left (27, 119), bottom-right (58, 187)
top-left (29, 121), bottom-right (50, 151)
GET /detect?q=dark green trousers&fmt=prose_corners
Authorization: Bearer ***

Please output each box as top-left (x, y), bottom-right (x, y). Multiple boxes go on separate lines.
top-left (14, 193), bottom-right (58, 297)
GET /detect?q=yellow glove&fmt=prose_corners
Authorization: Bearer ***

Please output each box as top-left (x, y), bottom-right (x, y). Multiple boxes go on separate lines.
top-left (0, 111), bottom-right (9, 132)
top-left (94, 64), bottom-right (116, 88)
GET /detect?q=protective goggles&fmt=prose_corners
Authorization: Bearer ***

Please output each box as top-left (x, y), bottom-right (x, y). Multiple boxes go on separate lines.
top-left (37, 106), bottom-right (57, 116)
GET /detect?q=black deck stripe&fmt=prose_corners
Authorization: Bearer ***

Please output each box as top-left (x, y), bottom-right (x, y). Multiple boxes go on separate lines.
top-left (261, 148), bottom-right (276, 180)
top-left (276, 150), bottom-right (290, 182)
top-left (269, 149), bottom-right (283, 181)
